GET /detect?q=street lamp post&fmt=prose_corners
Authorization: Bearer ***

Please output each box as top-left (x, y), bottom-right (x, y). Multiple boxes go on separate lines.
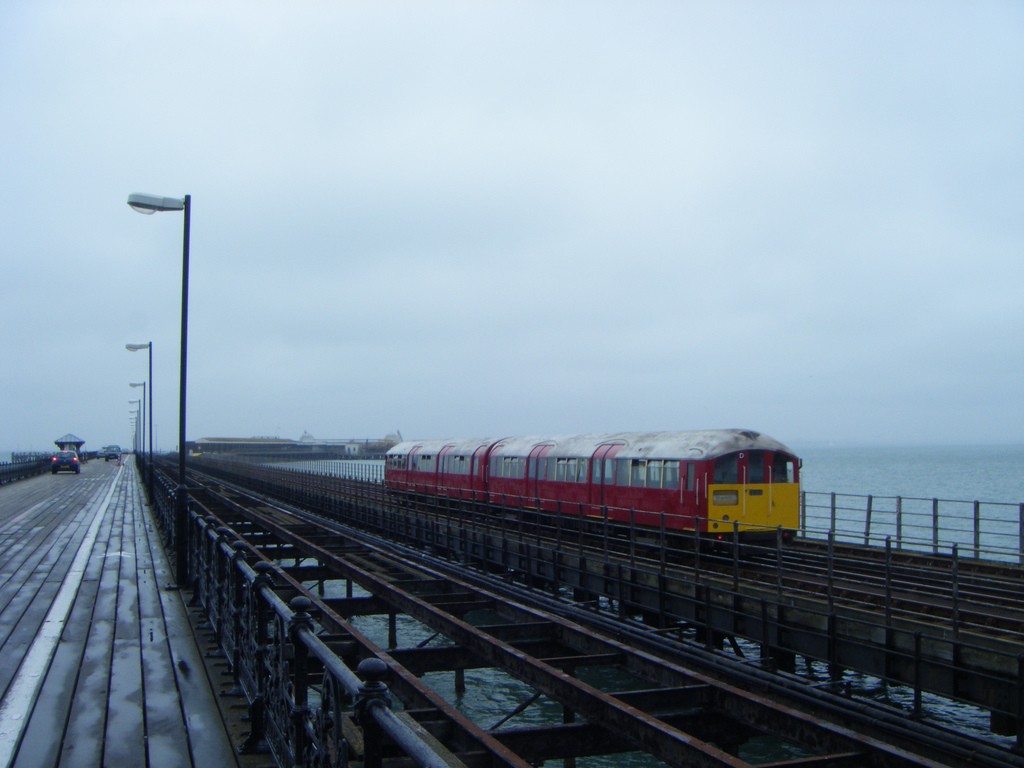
top-left (129, 400), bottom-right (141, 453)
top-left (129, 381), bottom-right (146, 469)
top-left (128, 193), bottom-right (191, 586)
top-left (126, 342), bottom-right (154, 501)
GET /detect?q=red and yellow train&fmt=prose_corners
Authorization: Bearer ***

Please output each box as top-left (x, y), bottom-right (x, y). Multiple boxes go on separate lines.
top-left (385, 429), bottom-right (801, 541)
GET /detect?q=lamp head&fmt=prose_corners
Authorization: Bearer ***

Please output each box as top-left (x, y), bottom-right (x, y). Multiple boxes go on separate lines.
top-left (128, 193), bottom-right (185, 214)
top-left (126, 343), bottom-right (151, 351)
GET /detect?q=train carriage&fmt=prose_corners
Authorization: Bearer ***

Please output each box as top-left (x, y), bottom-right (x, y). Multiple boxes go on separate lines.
top-left (384, 437), bottom-right (495, 500)
top-left (385, 429), bottom-right (801, 541)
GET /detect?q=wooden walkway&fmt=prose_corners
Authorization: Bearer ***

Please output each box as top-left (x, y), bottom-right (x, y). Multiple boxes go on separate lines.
top-left (0, 458), bottom-right (254, 768)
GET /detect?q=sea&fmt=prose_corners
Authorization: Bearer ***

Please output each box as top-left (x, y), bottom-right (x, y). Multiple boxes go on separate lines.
top-left (792, 442), bottom-right (1024, 503)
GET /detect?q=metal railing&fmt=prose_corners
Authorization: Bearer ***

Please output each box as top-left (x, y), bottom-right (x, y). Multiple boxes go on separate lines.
top-left (0, 456), bottom-right (51, 484)
top-left (143, 462), bottom-right (461, 768)
top-left (801, 491), bottom-right (1024, 563)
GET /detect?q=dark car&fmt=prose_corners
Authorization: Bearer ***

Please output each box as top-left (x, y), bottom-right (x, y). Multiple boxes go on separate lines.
top-left (51, 450), bottom-right (81, 474)
top-left (101, 445), bottom-right (121, 461)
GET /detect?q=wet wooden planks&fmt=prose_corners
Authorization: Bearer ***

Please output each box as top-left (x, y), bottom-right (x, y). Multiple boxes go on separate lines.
top-left (0, 460), bottom-right (241, 768)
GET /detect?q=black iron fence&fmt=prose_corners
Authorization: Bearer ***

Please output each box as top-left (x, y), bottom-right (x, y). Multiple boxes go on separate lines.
top-left (142, 457), bottom-right (458, 768)
top-left (0, 456), bottom-right (51, 484)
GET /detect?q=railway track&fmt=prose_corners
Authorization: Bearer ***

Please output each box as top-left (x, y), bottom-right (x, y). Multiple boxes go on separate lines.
top-left (742, 538), bottom-right (1024, 637)
top-left (182, 465), bottom-right (1023, 768)
top-left (244, 461), bottom-right (1024, 639)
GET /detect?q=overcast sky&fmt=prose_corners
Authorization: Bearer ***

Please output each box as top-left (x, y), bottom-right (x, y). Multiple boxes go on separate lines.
top-left (2, 1), bottom-right (1022, 455)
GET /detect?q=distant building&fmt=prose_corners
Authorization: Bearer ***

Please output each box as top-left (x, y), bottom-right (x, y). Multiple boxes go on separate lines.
top-left (190, 433), bottom-right (399, 461)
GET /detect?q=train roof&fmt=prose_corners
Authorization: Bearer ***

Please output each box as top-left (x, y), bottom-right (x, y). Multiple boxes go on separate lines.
top-left (387, 429), bottom-right (796, 461)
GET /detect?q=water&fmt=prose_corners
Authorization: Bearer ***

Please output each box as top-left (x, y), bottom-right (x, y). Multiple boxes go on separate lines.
top-left (794, 444), bottom-right (1024, 560)
top-left (794, 442), bottom-right (1024, 503)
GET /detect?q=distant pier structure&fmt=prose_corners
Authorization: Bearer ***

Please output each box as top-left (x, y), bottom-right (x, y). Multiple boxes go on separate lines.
top-left (191, 431), bottom-right (400, 461)
top-left (54, 433), bottom-right (86, 453)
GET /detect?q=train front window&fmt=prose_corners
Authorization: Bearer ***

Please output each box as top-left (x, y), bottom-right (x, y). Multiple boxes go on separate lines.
top-left (747, 452), bottom-right (765, 483)
top-left (713, 454), bottom-right (738, 483)
top-left (771, 454), bottom-right (795, 483)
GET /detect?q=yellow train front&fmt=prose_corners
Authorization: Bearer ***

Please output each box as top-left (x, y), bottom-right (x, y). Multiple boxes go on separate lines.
top-left (385, 429), bottom-right (801, 543)
top-left (699, 435), bottom-right (801, 542)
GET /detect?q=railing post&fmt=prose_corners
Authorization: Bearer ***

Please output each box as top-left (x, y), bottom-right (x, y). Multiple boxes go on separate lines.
top-left (240, 560), bottom-right (275, 754)
top-left (1018, 503), bottom-right (1024, 566)
top-left (228, 540), bottom-right (249, 691)
top-left (355, 658), bottom-right (392, 768)
top-left (884, 536), bottom-right (892, 626)
top-left (864, 495), bottom-right (873, 546)
top-left (951, 544), bottom-right (960, 641)
top-left (827, 531), bottom-right (835, 611)
top-left (288, 596), bottom-right (314, 767)
top-left (896, 496), bottom-right (903, 550)
top-left (973, 500), bottom-right (981, 559)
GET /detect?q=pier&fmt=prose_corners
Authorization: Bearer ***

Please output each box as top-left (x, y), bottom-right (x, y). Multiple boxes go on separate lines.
top-left (0, 460), bottom-right (248, 767)
top-left (1, 454), bottom-right (1022, 767)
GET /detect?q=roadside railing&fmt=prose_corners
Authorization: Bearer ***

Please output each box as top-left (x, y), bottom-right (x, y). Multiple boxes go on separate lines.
top-left (0, 456), bottom-right (51, 485)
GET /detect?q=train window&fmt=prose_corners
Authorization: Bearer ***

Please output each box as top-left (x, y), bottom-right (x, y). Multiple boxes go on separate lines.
top-left (664, 462), bottom-right (679, 489)
top-left (496, 456), bottom-right (521, 479)
top-left (685, 463), bottom-right (695, 491)
top-left (544, 457), bottom-right (555, 481)
top-left (647, 460), bottom-right (662, 488)
top-left (713, 454), bottom-right (738, 483)
top-left (630, 460), bottom-right (646, 487)
top-left (604, 458), bottom-right (614, 484)
top-left (748, 452), bottom-right (765, 483)
top-left (771, 454), bottom-right (793, 483)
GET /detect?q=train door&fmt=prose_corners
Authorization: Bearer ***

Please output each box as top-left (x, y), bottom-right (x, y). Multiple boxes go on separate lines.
top-left (589, 443), bottom-right (622, 508)
top-left (526, 444), bottom-right (553, 501)
top-left (472, 444), bottom-right (490, 498)
top-left (680, 461), bottom-right (697, 522)
top-left (437, 445), bottom-right (454, 496)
